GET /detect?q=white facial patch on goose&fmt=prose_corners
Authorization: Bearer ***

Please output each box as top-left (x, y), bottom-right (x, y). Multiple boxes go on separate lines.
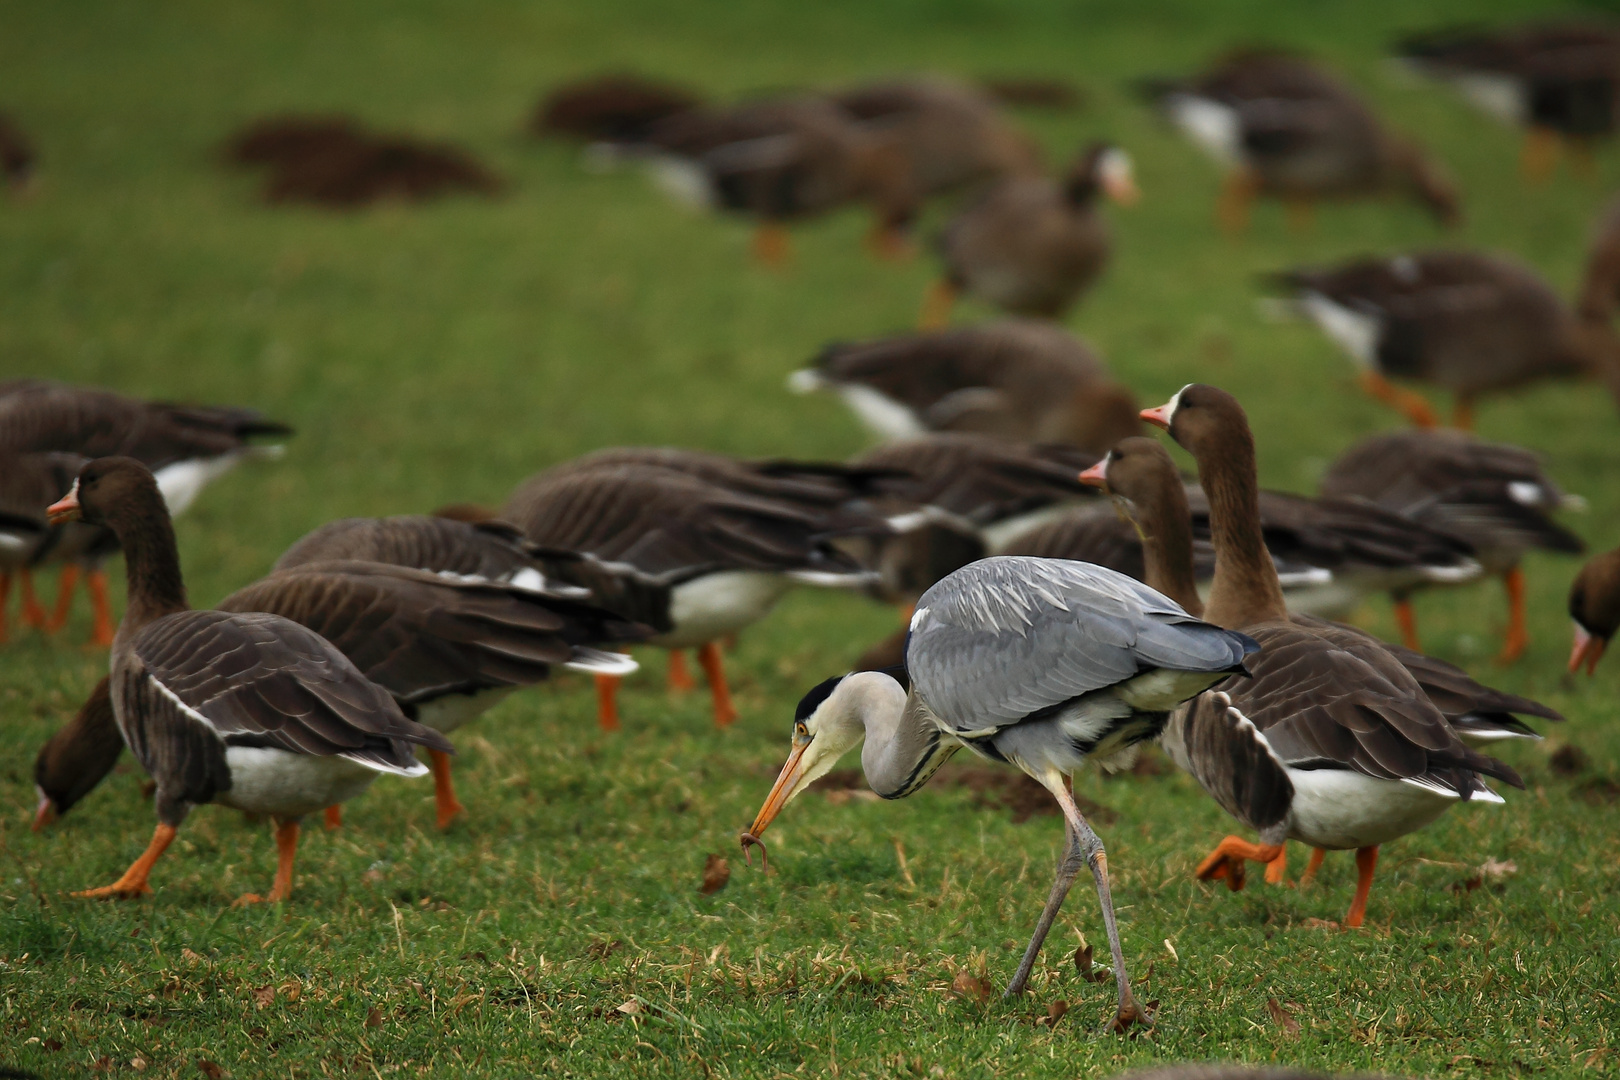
top-left (1299, 293), bottom-right (1381, 368)
top-left (1162, 384), bottom-right (1191, 427)
top-left (1098, 147), bottom-right (1134, 188)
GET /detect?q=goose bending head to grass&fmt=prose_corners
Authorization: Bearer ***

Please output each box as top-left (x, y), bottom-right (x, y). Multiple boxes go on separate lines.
top-left (44, 458), bottom-right (449, 904)
top-left (1569, 546), bottom-right (1620, 674)
top-left (741, 554), bottom-right (1259, 1032)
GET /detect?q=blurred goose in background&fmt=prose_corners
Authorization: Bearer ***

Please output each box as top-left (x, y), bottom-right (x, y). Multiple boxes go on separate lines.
top-left (922, 141), bottom-right (1137, 325)
top-left (792, 320), bottom-right (1143, 454)
top-left (0, 111), bottom-right (37, 194)
top-left (0, 379), bottom-right (291, 644)
top-left (1139, 50), bottom-right (1459, 232)
top-left (742, 556), bottom-right (1259, 1030)
top-left (45, 458), bottom-right (450, 904)
top-left (832, 76), bottom-right (1043, 201)
top-left (1321, 428), bottom-right (1584, 663)
top-left (0, 451), bottom-right (101, 641)
top-left (641, 97), bottom-right (916, 264)
top-left (35, 560), bottom-right (650, 831)
top-left (1142, 386), bottom-right (1523, 925)
top-left (1578, 195), bottom-right (1620, 324)
top-left (504, 458), bottom-right (882, 728)
top-left (1395, 21), bottom-right (1620, 181)
top-left (1084, 438), bottom-right (1558, 749)
top-left (1266, 250), bottom-right (1620, 428)
top-left (530, 73), bottom-right (703, 149)
top-left (1569, 546), bottom-right (1620, 674)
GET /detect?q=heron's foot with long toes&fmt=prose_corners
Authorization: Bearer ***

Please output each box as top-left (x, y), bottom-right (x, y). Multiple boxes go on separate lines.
top-left (1194, 836), bottom-right (1284, 892)
top-left (1107, 992), bottom-right (1154, 1034)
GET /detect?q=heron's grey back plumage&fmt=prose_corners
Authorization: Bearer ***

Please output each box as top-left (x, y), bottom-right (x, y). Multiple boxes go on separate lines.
top-left (906, 556), bottom-right (1256, 732)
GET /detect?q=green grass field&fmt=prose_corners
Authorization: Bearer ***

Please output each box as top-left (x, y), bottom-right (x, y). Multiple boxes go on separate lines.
top-left (3, 0), bottom-right (1620, 1076)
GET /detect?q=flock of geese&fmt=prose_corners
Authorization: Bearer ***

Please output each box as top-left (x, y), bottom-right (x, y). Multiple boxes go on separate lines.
top-left (9, 17), bottom-right (1620, 1037)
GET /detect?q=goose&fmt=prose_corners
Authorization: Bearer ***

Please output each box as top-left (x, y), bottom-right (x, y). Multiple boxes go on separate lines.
top-left (1140, 385), bottom-right (1523, 925)
top-left (832, 76), bottom-right (1044, 200)
top-left (1578, 195), bottom-right (1620, 325)
top-left (1138, 50), bottom-right (1459, 232)
top-left (43, 458), bottom-right (450, 903)
top-left (792, 320), bottom-right (1143, 455)
top-left (0, 379), bottom-right (291, 644)
top-left (503, 461), bottom-right (881, 728)
top-left (922, 142), bottom-right (1138, 325)
top-left (1395, 22), bottom-right (1620, 181)
top-left (1083, 437), bottom-right (1559, 748)
top-left (1266, 250), bottom-right (1619, 428)
top-left (1320, 428), bottom-right (1584, 663)
top-left (531, 74), bottom-right (702, 148)
top-left (0, 111), bottom-right (36, 194)
top-left (33, 560), bottom-right (649, 832)
top-left (640, 97), bottom-right (916, 264)
top-left (740, 555), bottom-right (1259, 1031)
top-left (274, 512), bottom-right (668, 731)
top-left (1568, 547), bottom-right (1620, 674)
top-left (0, 451), bottom-right (105, 642)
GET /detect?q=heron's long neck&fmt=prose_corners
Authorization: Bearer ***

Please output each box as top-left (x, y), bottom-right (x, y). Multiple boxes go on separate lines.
top-left (851, 681), bottom-right (955, 799)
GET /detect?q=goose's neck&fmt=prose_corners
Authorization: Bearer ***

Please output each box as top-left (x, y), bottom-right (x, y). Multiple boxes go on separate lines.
top-left (1194, 429), bottom-right (1287, 628)
top-left (1121, 488), bottom-right (1203, 617)
top-left (107, 494), bottom-right (189, 631)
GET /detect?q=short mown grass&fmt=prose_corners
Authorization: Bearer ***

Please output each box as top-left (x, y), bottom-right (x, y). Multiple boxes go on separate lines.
top-left (2, 0), bottom-right (1618, 1076)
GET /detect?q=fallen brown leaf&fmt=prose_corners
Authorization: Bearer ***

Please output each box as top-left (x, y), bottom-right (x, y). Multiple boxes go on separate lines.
top-left (1479, 857), bottom-right (1517, 884)
top-left (699, 854), bottom-right (730, 896)
top-left (43, 1039), bottom-right (62, 1052)
top-left (1300, 917), bottom-right (1340, 930)
top-left (616, 999), bottom-right (643, 1016)
top-left (1073, 943), bottom-right (1109, 983)
top-left (91, 1058), bottom-right (113, 1073)
top-left (279, 980), bottom-right (302, 1003)
top-left (364, 1006), bottom-right (384, 1029)
top-left (197, 1061), bottom-right (225, 1080)
top-left (1450, 875), bottom-right (1483, 895)
top-left (1267, 997), bottom-right (1301, 1036)
top-left (251, 984), bottom-right (275, 1009)
top-left (1042, 999), bottom-right (1069, 1027)
top-left (131, 1056), bottom-right (149, 1071)
top-left (181, 948), bottom-right (205, 965)
top-left (950, 970), bottom-right (993, 1004)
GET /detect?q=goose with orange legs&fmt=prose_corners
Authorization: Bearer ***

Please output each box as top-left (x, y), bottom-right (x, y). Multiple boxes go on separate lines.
top-left (1569, 546), bottom-right (1620, 674)
top-left (44, 458), bottom-right (448, 903)
top-left (1138, 387), bottom-right (1524, 927)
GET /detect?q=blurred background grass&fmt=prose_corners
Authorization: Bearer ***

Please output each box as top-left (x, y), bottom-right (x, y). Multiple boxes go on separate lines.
top-left (2, 0), bottom-right (1619, 1076)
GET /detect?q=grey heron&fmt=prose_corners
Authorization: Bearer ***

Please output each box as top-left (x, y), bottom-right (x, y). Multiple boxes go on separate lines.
top-left (741, 554), bottom-right (1258, 1032)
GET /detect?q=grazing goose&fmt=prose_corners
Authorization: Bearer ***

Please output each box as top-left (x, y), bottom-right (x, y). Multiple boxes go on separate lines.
top-left (1396, 22), bottom-right (1620, 181)
top-left (1141, 386), bottom-right (1523, 925)
top-left (1084, 438), bottom-right (1559, 749)
top-left (741, 555), bottom-right (1259, 1031)
top-left (792, 320), bottom-right (1143, 455)
top-left (504, 462), bottom-right (879, 727)
top-left (0, 379), bottom-right (291, 644)
top-left (1568, 546), bottom-right (1620, 674)
top-left (1139, 50), bottom-right (1459, 232)
top-left (1267, 251), bottom-right (1618, 428)
top-left (44, 458), bottom-right (450, 903)
top-left (832, 76), bottom-right (1043, 200)
top-left (1321, 428), bottom-right (1584, 663)
top-left (274, 512), bottom-right (668, 731)
top-left (0, 451), bottom-right (104, 642)
top-left (0, 111), bottom-right (36, 194)
top-left (642, 97), bottom-right (916, 264)
top-left (32, 677), bottom-right (119, 829)
top-left (922, 142), bottom-right (1138, 325)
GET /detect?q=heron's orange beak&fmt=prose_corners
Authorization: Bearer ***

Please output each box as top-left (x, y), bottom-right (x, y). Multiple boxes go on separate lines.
top-left (1570, 622), bottom-right (1606, 676)
top-left (1140, 404), bottom-right (1173, 430)
top-left (1078, 461), bottom-right (1109, 490)
top-left (740, 738), bottom-right (812, 867)
top-left (46, 482), bottom-right (81, 525)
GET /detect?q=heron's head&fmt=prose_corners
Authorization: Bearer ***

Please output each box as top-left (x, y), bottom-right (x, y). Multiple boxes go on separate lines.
top-left (742, 673), bottom-right (880, 857)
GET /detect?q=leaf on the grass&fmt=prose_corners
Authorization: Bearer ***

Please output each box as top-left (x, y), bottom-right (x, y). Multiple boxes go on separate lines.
top-left (1073, 943), bottom-right (1109, 983)
top-left (950, 970), bottom-right (992, 1004)
top-left (1450, 874), bottom-right (1483, 894)
top-left (1042, 999), bottom-right (1068, 1027)
top-left (197, 1061), bottom-right (225, 1080)
top-left (130, 1056), bottom-right (149, 1071)
top-left (1300, 917), bottom-right (1339, 930)
top-left (42, 1039), bottom-right (62, 1052)
top-left (279, 980), bottom-right (302, 1003)
top-left (1266, 997), bottom-right (1301, 1037)
top-left (699, 854), bottom-right (730, 896)
top-left (364, 1006), bottom-right (384, 1029)
top-left (616, 999), bottom-right (643, 1015)
top-left (251, 984), bottom-right (275, 1009)
top-left (181, 948), bottom-right (206, 965)
top-left (91, 1058), bottom-right (113, 1073)
top-left (1479, 857), bottom-right (1517, 884)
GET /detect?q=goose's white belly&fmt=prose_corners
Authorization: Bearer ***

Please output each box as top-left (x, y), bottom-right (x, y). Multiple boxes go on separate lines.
top-left (413, 686), bottom-right (517, 736)
top-left (654, 571), bottom-right (792, 647)
top-left (1284, 768), bottom-right (1458, 850)
top-left (218, 748), bottom-right (381, 819)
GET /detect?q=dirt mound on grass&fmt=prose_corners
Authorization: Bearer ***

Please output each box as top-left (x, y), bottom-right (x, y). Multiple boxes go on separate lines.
top-left (531, 74), bottom-right (702, 144)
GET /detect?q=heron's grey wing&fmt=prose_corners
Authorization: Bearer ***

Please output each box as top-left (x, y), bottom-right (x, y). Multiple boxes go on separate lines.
top-left (907, 556), bottom-right (1254, 733)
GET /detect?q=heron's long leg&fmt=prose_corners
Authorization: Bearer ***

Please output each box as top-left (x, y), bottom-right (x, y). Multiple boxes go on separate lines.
top-left (1006, 822), bottom-right (1082, 998)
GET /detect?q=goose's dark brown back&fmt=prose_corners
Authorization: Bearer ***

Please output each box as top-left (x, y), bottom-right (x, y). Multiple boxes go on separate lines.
top-left (274, 515), bottom-right (536, 580)
top-left (852, 433), bottom-right (1098, 525)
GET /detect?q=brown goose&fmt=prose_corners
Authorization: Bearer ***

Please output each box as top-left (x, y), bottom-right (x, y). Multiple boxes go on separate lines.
top-left (1396, 22), bottom-right (1620, 181)
top-left (274, 512), bottom-right (668, 731)
top-left (792, 320), bottom-right (1142, 455)
top-left (1083, 437), bottom-right (1559, 747)
top-left (1578, 196), bottom-right (1620, 324)
top-left (1139, 50), bottom-right (1460, 232)
top-left (44, 458), bottom-right (450, 903)
top-left (1320, 428), bottom-right (1584, 663)
top-left (1140, 386), bottom-right (1522, 927)
top-left (1568, 547), bottom-right (1620, 674)
top-left (530, 74), bottom-right (703, 147)
top-left (0, 379), bottom-right (291, 643)
top-left (922, 142), bottom-right (1137, 325)
top-left (1268, 250), bottom-right (1619, 428)
top-left (642, 97), bottom-right (916, 264)
top-left (504, 461), bottom-right (878, 727)
top-left (32, 677), bottom-right (119, 830)
top-left (832, 76), bottom-right (1043, 199)
top-left (0, 451), bottom-right (104, 642)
